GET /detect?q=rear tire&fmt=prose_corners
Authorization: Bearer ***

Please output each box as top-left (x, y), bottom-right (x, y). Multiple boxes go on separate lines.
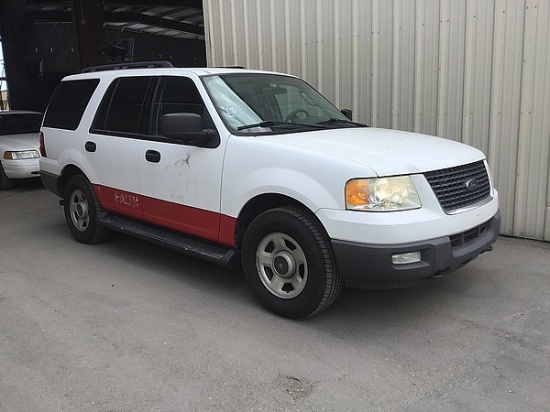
top-left (63, 175), bottom-right (112, 244)
top-left (242, 206), bottom-right (343, 319)
top-left (0, 163), bottom-right (15, 190)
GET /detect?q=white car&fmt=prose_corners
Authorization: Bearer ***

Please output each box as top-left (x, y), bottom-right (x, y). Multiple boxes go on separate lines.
top-left (0, 110), bottom-right (43, 190)
top-left (40, 63), bottom-right (500, 318)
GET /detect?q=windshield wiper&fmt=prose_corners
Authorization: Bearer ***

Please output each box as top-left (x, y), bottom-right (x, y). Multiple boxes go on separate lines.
top-left (237, 121), bottom-right (324, 131)
top-left (316, 118), bottom-right (368, 127)
top-left (238, 121), bottom-right (285, 131)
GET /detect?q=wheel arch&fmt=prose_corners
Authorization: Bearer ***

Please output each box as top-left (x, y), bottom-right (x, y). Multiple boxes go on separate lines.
top-left (234, 193), bottom-right (327, 250)
top-left (240, 203), bottom-right (343, 318)
top-left (58, 165), bottom-right (87, 197)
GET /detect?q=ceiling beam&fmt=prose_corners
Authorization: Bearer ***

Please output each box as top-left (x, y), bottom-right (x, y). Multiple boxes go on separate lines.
top-left (107, 12), bottom-right (203, 36)
top-left (104, 0), bottom-right (202, 9)
top-left (29, 9), bottom-right (204, 36)
top-left (27, 0), bottom-right (202, 9)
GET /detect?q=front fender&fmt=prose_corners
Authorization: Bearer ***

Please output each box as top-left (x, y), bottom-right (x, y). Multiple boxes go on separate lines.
top-left (223, 167), bottom-right (340, 217)
top-left (221, 136), bottom-right (376, 217)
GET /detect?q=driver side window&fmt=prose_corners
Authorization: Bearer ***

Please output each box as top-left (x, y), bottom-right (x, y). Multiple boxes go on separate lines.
top-left (152, 77), bottom-right (214, 136)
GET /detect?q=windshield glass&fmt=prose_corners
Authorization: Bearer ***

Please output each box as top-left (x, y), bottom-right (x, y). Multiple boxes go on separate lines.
top-left (202, 73), bottom-right (356, 134)
top-left (0, 113), bottom-right (43, 136)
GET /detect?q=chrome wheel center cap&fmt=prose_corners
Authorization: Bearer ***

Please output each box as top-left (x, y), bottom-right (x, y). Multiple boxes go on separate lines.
top-left (273, 252), bottom-right (295, 278)
top-left (76, 202), bottom-right (88, 219)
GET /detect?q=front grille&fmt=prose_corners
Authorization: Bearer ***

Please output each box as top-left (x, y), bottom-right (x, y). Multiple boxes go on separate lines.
top-left (424, 160), bottom-right (491, 213)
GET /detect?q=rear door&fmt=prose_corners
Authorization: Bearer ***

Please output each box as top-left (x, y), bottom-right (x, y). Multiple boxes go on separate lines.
top-left (88, 75), bottom-right (155, 219)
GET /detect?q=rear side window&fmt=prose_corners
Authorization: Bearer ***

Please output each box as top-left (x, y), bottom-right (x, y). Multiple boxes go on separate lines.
top-left (92, 76), bottom-right (153, 135)
top-left (43, 79), bottom-right (99, 130)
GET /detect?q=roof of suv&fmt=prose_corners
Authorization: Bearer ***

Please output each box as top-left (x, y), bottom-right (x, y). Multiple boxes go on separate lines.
top-left (63, 66), bottom-right (292, 82)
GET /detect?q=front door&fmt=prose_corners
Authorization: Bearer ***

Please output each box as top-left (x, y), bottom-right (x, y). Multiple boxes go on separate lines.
top-left (138, 76), bottom-right (226, 243)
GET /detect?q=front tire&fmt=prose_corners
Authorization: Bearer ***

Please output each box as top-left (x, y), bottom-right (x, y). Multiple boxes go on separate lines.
top-left (63, 175), bottom-right (112, 244)
top-left (0, 163), bottom-right (15, 190)
top-left (242, 207), bottom-right (343, 319)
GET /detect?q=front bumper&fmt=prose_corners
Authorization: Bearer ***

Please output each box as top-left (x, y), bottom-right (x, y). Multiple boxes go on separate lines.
top-left (1, 159), bottom-right (40, 179)
top-left (332, 211), bottom-right (500, 288)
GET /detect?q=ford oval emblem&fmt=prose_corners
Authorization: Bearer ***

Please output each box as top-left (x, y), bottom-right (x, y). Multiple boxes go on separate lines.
top-left (465, 179), bottom-right (479, 190)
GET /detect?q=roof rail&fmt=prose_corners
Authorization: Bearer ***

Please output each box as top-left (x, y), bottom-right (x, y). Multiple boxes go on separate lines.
top-left (82, 61), bottom-right (174, 73)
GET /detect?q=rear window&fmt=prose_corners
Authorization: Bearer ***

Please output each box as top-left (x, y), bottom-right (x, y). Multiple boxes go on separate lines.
top-left (0, 113), bottom-right (43, 136)
top-left (43, 79), bottom-right (100, 130)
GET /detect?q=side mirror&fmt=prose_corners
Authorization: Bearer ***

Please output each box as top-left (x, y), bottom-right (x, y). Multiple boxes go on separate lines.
top-left (341, 109), bottom-right (353, 121)
top-left (161, 113), bottom-right (220, 148)
top-left (162, 112), bottom-right (203, 134)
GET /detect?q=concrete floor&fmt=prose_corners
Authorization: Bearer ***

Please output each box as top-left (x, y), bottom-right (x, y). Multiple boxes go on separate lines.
top-left (1, 180), bottom-right (549, 411)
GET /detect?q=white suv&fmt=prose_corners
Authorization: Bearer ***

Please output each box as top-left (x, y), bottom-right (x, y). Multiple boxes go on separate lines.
top-left (40, 62), bottom-right (500, 318)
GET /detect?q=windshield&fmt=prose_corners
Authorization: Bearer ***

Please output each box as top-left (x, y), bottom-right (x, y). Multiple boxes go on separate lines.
top-left (0, 113), bottom-right (43, 136)
top-left (202, 73), bottom-right (360, 134)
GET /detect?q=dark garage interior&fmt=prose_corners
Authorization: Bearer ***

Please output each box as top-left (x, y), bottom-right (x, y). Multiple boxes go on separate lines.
top-left (0, 0), bottom-right (206, 112)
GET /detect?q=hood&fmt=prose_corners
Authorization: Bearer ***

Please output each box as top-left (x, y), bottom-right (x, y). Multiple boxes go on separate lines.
top-left (0, 133), bottom-right (40, 152)
top-left (259, 127), bottom-right (485, 176)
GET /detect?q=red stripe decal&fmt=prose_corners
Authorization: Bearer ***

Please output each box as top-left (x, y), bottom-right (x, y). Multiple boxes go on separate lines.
top-left (93, 184), bottom-right (238, 248)
top-left (94, 185), bottom-right (143, 220)
top-left (219, 214), bottom-right (238, 248)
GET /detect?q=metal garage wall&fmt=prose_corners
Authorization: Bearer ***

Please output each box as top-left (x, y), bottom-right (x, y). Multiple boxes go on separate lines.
top-left (203, 0), bottom-right (550, 241)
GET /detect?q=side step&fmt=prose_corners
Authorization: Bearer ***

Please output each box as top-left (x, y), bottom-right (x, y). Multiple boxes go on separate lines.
top-left (98, 212), bottom-right (240, 267)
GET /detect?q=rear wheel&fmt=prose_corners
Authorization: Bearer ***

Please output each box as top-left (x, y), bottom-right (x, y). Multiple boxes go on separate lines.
top-left (0, 163), bottom-right (15, 190)
top-left (63, 175), bottom-right (112, 244)
top-left (242, 207), bottom-right (343, 319)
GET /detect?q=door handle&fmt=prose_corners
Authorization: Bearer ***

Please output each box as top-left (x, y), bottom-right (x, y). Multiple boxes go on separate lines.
top-left (145, 150), bottom-right (161, 163)
top-left (85, 141), bottom-right (96, 152)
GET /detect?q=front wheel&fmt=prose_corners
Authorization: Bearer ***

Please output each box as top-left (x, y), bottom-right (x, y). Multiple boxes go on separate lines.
top-left (242, 207), bottom-right (343, 319)
top-left (63, 175), bottom-right (112, 244)
top-left (0, 163), bottom-right (15, 190)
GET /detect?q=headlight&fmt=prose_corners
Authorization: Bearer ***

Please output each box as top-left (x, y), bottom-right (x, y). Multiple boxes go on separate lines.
top-left (346, 176), bottom-right (421, 211)
top-left (3, 150), bottom-right (40, 160)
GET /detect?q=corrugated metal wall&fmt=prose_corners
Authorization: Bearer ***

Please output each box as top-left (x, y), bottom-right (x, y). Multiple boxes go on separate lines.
top-left (204, 0), bottom-right (550, 241)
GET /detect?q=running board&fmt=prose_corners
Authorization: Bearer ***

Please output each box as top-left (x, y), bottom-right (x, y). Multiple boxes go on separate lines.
top-left (98, 213), bottom-right (240, 267)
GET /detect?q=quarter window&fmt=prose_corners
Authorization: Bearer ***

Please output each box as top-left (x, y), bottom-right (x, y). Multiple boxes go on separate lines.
top-left (43, 79), bottom-right (99, 130)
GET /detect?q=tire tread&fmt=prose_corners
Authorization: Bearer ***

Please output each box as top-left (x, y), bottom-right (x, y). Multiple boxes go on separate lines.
top-left (242, 206), bottom-right (343, 318)
top-left (0, 163), bottom-right (15, 190)
top-left (284, 207), bottom-right (343, 317)
top-left (64, 175), bottom-right (112, 244)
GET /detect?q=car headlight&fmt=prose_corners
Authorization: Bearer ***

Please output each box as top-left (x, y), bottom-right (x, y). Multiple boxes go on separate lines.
top-left (3, 150), bottom-right (40, 160)
top-left (346, 176), bottom-right (421, 211)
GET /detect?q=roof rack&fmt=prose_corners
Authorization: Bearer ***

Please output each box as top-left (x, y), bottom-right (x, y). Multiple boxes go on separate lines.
top-left (82, 61), bottom-right (174, 73)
